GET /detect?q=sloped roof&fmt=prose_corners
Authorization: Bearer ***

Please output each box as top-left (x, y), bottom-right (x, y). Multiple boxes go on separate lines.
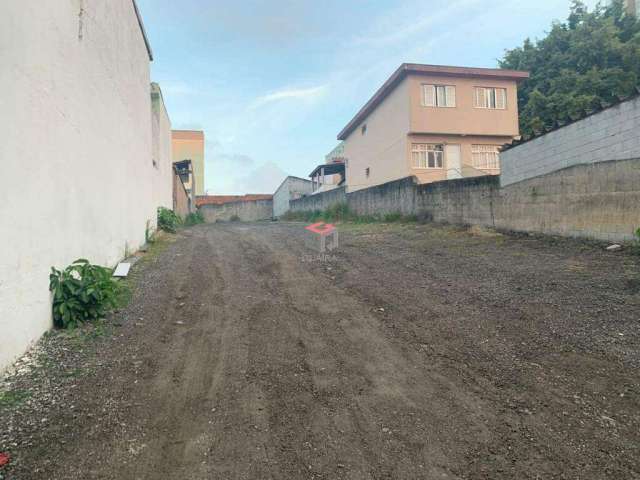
top-left (337, 63), bottom-right (529, 141)
top-left (132, 0), bottom-right (153, 61)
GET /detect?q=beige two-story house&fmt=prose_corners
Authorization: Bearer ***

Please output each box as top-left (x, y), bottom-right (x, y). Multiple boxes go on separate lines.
top-left (338, 63), bottom-right (529, 191)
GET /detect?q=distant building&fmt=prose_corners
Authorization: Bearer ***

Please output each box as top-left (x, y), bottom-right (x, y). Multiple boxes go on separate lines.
top-left (308, 161), bottom-right (345, 194)
top-left (172, 130), bottom-right (205, 196)
top-left (273, 176), bottom-right (313, 217)
top-left (325, 142), bottom-right (345, 163)
top-left (173, 159), bottom-right (194, 216)
top-left (337, 63), bottom-right (528, 191)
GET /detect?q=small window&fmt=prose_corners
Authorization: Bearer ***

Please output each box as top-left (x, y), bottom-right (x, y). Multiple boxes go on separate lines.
top-left (471, 144), bottom-right (501, 169)
top-left (411, 144), bottom-right (444, 169)
top-left (474, 87), bottom-right (507, 109)
top-left (361, 124), bottom-right (367, 135)
top-left (365, 167), bottom-right (370, 178)
top-left (422, 84), bottom-right (456, 107)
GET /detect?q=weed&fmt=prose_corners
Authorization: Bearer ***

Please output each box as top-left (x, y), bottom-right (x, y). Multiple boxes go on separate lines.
top-left (49, 259), bottom-right (125, 329)
top-left (0, 389), bottom-right (31, 409)
top-left (282, 204), bottom-right (419, 225)
top-left (145, 219), bottom-right (154, 244)
top-left (157, 207), bottom-right (182, 233)
top-left (383, 212), bottom-right (403, 223)
top-left (634, 227), bottom-right (640, 254)
top-left (184, 210), bottom-right (205, 226)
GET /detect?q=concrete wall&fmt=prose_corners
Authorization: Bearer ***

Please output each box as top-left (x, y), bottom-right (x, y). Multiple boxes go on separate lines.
top-left (343, 77), bottom-right (410, 192)
top-left (291, 157), bottom-right (640, 242)
top-left (151, 83), bottom-right (173, 210)
top-left (199, 200), bottom-right (273, 223)
top-left (501, 96), bottom-right (640, 186)
top-left (289, 187), bottom-right (347, 213)
top-left (0, 1), bottom-right (163, 371)
top-left (495, 158), bottom-right (640, 241)
top-left (273, 176), bottom-right (313, 218)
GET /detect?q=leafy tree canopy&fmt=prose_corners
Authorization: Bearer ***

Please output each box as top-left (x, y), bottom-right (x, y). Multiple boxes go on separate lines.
top-left (500, 0), bottom-right (640, 135)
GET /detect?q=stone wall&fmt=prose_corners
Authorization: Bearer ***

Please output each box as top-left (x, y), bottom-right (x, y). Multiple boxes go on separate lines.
top-left (199, 199), bottom-right (273, 223)
top-left (501, 95), bottom-right (640, 186)
top-left (290, 158), bottom-right (640, 242)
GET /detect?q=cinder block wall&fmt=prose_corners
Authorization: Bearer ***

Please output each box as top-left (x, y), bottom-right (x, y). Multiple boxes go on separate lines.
top-left (199, 200), bottom-right (273, 222)
top-left (501, 96), bottom-right (640, 186)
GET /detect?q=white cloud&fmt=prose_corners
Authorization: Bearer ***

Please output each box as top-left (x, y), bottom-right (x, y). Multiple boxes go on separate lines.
top-left (249, 84), bottom-right (328, 109)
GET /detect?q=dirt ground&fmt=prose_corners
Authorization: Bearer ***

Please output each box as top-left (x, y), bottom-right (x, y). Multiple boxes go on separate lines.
top-left (1, 221), bottom-right (639, 479)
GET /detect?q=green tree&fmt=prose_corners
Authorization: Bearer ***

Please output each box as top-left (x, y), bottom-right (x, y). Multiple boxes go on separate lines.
top-left (500, 0), bottom-right (640, 135)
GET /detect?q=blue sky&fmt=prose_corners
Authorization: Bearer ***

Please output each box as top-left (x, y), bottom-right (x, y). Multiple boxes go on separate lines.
top-left (137, 0), bottom-right (598, 195)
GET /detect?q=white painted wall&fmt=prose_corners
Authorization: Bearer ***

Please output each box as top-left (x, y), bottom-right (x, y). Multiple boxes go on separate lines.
top-left (0, 0), bottom-right (168, 370)
top-left (273, 176), bottom-right (313, 217)
top-left (151, 83), bottom-right (173, 213)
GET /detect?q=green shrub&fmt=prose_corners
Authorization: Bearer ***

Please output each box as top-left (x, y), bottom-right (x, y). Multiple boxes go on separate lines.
top-left (157, 207), bottom-right (182, 233)
top-left (383, 212), bottom-right (403, 223)
top-left (49, 259), bottom-right (125, 329)
top-left (229, 214), bottom-right (241, 222)
top-left (184, 210), bottom-right (205, 226)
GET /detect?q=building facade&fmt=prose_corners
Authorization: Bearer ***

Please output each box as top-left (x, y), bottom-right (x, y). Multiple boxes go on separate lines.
top-left (338, 64), bottom-right (528, 191)
top-left (273, 176), bottom-right (314, 217)
top-left (172, 130), bottom-right (205, 196)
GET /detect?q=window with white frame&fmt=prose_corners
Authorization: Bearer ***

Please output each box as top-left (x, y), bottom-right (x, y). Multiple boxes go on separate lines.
top-left (471, 144), bottom-right (501, 169)
top-left (474, 87), bottom-right (507, 109)
top-left (412, 144), bottom-right (444, 169)
top-left (422, 84), bottom-right (456, 107)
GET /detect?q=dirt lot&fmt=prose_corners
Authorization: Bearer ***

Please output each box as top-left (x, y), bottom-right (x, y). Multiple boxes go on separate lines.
top-left (1, 221), bottom-right (639, 479)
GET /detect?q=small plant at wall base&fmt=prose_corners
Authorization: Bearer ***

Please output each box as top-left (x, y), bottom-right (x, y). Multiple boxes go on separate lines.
top-left (49, 259), bottom-right (125, 329)
top-left (184, 210), bottom-right (205, 226)
top-left (157, 207), bottom-right (182, 233)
